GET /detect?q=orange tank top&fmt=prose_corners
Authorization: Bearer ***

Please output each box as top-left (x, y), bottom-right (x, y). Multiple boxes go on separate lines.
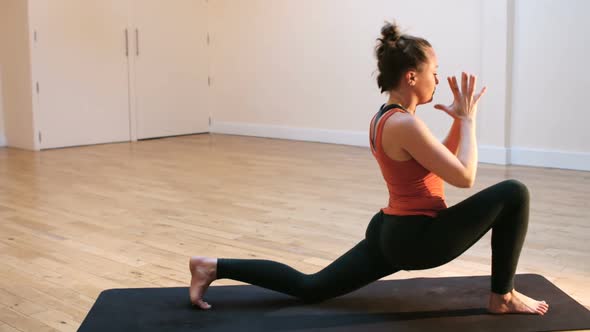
top-left (370, 104), bottom-right (447, 217)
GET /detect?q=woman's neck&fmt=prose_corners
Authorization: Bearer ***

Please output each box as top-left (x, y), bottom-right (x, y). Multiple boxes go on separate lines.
top-left (387, 91), bottom-right (417, 115)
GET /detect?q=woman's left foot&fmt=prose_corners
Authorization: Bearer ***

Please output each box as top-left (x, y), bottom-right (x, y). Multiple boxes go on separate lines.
top-left (189, 256), bottom-right (217, 309)
top-left (488, 289), bottom-right (549, 315)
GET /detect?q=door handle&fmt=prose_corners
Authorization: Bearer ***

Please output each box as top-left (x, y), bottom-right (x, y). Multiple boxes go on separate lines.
top-left (135, 29), bottom-right (140, 56)
top-left (125, 29), bottom-right (129, 56)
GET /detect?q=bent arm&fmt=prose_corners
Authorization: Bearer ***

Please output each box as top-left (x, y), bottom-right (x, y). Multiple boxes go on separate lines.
top-left (443, 118), bottom-right (461, 156)
top-left (456, 118), bottom-right (478, 187)
top-left (394, 115), bottom-right (478, 188)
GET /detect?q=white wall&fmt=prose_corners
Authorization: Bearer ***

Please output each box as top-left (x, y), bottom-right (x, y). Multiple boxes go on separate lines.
top-left (1, 0), bottom-right (587, 170)
top-left (208, 0), bottom-right (483, 146)
top-left (510, 0), bottom-right (590, 170)
top-left (208, 0), bottom-right (590, 171)
top-left (0, 0), bottom-right (36, 150)
top-left (478, 0), bottom-right (511, 164)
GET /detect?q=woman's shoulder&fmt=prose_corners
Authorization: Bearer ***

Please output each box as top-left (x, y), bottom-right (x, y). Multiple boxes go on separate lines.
top-left (379, 112), bottom-right (422, 161)
top-left (382, 112), bottom-right (428, 137)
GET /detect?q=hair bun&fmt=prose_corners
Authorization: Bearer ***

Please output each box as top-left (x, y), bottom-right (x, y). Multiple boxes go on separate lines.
top-left (374, 21), bottom-right (431, 93)
top-left (381, 21), bottom-right (401, 44)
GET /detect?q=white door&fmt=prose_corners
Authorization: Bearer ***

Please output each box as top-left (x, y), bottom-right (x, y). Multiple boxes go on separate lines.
top-left (32, 0), bottom-right (131, 149)
top-left (131, 0), bottom-right (209, 139)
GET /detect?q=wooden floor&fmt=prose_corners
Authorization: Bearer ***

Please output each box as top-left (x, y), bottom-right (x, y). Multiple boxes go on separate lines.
top-left (0, 134), bottom-right (588, 331)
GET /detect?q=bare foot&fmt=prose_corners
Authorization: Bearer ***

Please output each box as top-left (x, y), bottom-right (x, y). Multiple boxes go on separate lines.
top-left (189, 256), bottom-right (217, 310)
top-left (488, 289), bottom-right (549, 315)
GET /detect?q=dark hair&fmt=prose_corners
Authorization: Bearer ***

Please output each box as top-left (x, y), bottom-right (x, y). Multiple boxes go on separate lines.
top-left (375, 21), bottom-right (432, 93)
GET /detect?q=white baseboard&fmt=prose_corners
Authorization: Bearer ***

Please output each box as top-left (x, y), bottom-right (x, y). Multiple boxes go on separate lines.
top-left (211, 121), bottom-right (590, 171)
top-left (211, 121), bottom-right (369, 147)
top-left (479, 145), bottom-right (509, 165)
top-left (510, 147), bottom-right (590, 171)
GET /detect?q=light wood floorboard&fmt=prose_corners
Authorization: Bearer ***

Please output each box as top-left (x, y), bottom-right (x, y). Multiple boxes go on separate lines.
top-left (0, 134), bottom-right (588, 331)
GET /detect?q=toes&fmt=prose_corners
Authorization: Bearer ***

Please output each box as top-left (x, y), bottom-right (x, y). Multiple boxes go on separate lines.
top-left (191, 298), bottom-right (211, 310)
top-left (197, 299), bottom-right (212, 310)
top-left (536, 304), bottom-right (549, 315)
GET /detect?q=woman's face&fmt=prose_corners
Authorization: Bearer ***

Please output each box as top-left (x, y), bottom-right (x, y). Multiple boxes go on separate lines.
top-left (414, 47), bottom-right (439, 104)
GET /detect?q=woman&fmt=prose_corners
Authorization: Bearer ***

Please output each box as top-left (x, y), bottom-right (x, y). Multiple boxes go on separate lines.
top-left (188, 21), bottom-right (549, 315)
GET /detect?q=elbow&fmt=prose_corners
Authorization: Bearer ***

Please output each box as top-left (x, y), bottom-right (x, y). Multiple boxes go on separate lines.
top-left (454, 175), bottom-right (475, 188)
top-left (461, 176), bottom-right (475, 188)
top-left (455, 182), bottom-right (472, 189)
top-left (458, 167), bottom-right (476, 188)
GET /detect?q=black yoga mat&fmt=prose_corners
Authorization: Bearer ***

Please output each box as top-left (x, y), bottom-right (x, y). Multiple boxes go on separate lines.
top-left (78, 274), bottom-right (590, 332)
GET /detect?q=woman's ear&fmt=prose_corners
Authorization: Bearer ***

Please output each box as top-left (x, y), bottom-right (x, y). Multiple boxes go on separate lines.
top-left (406, 70), bottom-right (417, 86)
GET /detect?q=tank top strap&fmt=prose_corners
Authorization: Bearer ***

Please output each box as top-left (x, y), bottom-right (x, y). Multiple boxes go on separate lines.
top-left (370, 104), bottom-right (407, 153)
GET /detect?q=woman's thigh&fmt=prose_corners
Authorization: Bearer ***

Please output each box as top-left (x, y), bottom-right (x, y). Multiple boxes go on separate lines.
top-left (381, 179), bottom-right (527, 270)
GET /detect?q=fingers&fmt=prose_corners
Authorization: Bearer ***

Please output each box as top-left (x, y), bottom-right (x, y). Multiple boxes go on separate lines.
top-left (461, 72), bottom-right (468, 96)
top-left (434, 104), bottom-right (450, 112)
top-left (434, 104), bottom-right (455, 118)
top-left (448, 73), bottom-right (485, 105)
top-left (447, 76), bottom-right (461, 101)
top-left (468, 74), bottom-right (476, 97)
top-left (474, 86), bottom-right (487, 104)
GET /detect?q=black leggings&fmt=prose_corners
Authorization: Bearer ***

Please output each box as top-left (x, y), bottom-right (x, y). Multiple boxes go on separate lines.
top-left (217, 179), bottom-right (529, 302)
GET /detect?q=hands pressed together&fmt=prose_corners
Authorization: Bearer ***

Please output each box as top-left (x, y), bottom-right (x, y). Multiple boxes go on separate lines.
top-left (435, 72), bottom-right (487, 120)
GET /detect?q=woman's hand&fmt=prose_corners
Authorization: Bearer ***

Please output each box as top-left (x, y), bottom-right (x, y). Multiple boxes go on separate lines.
top-left (434, 72), bottom-right (487, 120)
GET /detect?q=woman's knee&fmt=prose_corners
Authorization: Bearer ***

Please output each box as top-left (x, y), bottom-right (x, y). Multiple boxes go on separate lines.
top-left (297, 278), bottom-right (327, 303)
top-left (499, 179), bottom-right (530, 205)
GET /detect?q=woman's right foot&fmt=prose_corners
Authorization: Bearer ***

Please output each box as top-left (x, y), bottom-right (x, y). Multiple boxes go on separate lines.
top-left (189, 256), bottom-right (217, 310)
top-left (488, 289), bottom-right (549, 315)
